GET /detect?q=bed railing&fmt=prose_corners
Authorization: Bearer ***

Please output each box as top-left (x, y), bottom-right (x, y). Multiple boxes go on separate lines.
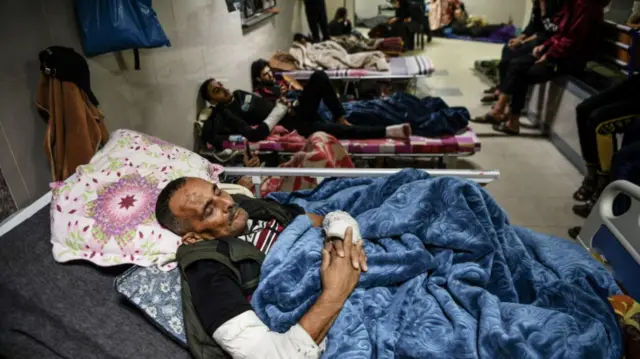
top-left (224, 167), bottom-right (500, 197)
top-left (578, 180), bottom-right (640, 299)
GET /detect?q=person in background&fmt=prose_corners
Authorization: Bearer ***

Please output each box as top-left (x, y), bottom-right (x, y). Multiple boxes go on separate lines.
top-left (571, 75), bottom-right (640, 217)
top-left (251, 59), bottom-right (303, 103)
top-left (388, 0), bottom-right (414, 50)
top-left (450, 3), bottom-right (511, 38)
top-left (328, 7), bottom-right (352, 36)
top-left (304, 0), bottom-right (330, 43)
top-left (475, 0), bottom-right (609, 135)
top-left (478, 0), bottom-right (564, 104)
top-left (198, 73), bottom-right (411, 149)
top-left (156, 177), bottom-right (367, 358)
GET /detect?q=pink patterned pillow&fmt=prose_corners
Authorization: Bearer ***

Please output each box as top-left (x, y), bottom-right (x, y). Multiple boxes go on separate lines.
top-left (50, 129), bottom-right (223, 269)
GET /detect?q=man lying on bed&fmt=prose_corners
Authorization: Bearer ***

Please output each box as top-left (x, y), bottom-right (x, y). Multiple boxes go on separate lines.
top-left (198, 71), bottom-right (411, 150)
top-left (155, 177), bottom-right (368, 359)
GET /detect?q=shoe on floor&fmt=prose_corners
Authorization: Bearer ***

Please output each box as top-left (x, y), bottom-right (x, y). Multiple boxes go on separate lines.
top-left (568, 226), bottom-right (581, 240)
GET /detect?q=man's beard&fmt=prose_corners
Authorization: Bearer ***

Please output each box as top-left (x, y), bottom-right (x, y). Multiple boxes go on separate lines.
top-left (228, 203), bottom-right (240, 227)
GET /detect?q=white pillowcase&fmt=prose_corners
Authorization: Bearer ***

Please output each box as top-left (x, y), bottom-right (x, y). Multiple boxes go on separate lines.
top-left (50, 129), bottom-right (223, 269)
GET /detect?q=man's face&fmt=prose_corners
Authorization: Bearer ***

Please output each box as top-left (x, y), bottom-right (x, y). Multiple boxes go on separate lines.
top-left (207, 80), bottom-right (233, 104)
top-left (168, 178), bottom-right (249, 239)
top-left (260, 66), bottom-right (276, 84)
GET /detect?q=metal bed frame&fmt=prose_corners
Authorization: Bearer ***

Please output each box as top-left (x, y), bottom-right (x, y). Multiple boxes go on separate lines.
top-left (0, 168), bottom-right (499, 237)
top-left (601, 20), bottom-right (640, 78)
top-left (578, 180), bottom-right (640, 299)
top-left (224, 167), bottom-right (499, 197)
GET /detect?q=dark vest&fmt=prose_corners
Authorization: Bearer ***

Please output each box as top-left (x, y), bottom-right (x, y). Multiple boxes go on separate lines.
top-left (177, 194), bottom-right (302, 359)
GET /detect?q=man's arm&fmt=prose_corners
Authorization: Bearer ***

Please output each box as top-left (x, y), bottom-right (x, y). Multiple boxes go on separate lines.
top-left (185, 260), bottom-right (325, 358)
top-left (202, 110), bottom-right (271, 148)
top-left (185, 229), bottom-right (365, 359)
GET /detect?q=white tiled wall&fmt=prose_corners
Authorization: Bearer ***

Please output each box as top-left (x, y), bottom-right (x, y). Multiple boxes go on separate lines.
top-left (89, 0), bottom-right (304, 149)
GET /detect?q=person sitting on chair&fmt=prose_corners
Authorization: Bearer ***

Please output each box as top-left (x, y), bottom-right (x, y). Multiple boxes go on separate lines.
top-left (571, 74), bottom-right (640, 218)
top-left (474, 0), bottom-right (608, 135)
top-left (198, 72), bottom-right (411, 149)
top-left (479, 0), bottom-right (564, 104)
top-left (156, 177), bottom-right (367, 359)
top-left (328, 7), bottom-right (352, 36)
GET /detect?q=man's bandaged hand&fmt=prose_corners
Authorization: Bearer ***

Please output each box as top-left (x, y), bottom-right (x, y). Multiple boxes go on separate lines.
top-left (323, 211), bottom-right (362, 244)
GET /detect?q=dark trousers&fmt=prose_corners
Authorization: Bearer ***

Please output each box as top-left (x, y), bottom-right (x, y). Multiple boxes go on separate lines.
top-left (500, 54), bottom-right (560, 114)
top-left (304, 0), bottom-right (330, 43)
top-left (285, 71), bottom-right (387, 139)
top-left (498, 42), bottom-right (537, 87)
top-left (577, 75), bottom-right (640, 172)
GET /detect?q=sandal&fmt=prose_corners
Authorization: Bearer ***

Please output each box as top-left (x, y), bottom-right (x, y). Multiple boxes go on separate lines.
top-left (483, 86), bottom-right (497, 94)
top-left (481, 94), bottom-right (499, 104)
top-left (470, 113), bottom-right (503, 124)
top-left (492, 121), bottom-right (520, 135)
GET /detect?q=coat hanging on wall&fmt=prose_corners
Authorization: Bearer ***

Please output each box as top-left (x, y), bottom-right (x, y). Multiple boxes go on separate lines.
top-left (75, 0), bottom-right (171, 70)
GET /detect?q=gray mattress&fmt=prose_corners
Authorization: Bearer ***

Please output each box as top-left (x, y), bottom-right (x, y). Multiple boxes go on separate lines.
top-left (0, 206), bottom-right (189, 359)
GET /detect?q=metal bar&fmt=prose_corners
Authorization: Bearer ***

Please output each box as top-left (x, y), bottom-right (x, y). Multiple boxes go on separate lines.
top-left (603, 38), bottom-right (631, 50)
top-left (630, 29), bottom-right (639, 80)
top-left (224, 167), bottom-right (500, 184)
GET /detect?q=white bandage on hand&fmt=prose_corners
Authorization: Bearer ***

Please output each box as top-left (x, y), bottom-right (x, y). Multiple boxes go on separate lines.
top-left (263, 102), bottom-right (289, 131)
top-left (322, 211), bottom-right (362, 244)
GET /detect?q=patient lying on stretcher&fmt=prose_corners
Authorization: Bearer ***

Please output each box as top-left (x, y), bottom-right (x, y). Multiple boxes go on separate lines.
top-left (156, 177), bottom-right (366, 359)
top-left (198, 71), bottom-right (411, 150)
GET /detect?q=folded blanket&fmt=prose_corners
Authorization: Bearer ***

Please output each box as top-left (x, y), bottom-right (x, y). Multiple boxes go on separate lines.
top-left (252, 169), bottom-right (622, 358)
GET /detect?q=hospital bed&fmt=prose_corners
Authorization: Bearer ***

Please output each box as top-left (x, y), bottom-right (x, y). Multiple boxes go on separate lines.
top-left (198, 127), bottom-right (481, 169)
top-left (0, 167), bottom-right (498, 358)
top-left (280, 55), bottom-right (435, 98)
top-left (578, 180), bottom-right (640, 300)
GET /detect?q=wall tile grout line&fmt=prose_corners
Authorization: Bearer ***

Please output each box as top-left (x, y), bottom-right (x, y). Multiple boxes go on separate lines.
top-left (0, 119), bottom-right (31, 207)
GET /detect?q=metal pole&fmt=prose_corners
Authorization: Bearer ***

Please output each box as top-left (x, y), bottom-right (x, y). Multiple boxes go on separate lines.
top-left (223, 167), bottom-right (500, 184)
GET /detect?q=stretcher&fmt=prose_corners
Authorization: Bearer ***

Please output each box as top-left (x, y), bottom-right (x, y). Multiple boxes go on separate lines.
top-left (279, 56), bottom-right (435, 98)
top-left (209, 127), bottom-right (481, 169)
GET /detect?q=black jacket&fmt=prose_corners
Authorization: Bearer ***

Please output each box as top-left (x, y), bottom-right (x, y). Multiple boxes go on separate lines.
top-left (522, 0), bottom-right (564, 41)
top-left (202, 90), bottom-right (277, 149)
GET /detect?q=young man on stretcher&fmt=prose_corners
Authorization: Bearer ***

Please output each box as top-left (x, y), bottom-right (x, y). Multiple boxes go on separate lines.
top-left (156, 176), bottom-right (367, 359)
top-left (198, 70), bottom-right (410, 149)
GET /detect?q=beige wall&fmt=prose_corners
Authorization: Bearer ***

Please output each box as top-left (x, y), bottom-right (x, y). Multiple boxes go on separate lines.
top-left (463, 0), bottom-right (527, 26)
top-left (0, 0), bottom-right (303, 209)
top-left (90, 0), bottom-right (303, 150)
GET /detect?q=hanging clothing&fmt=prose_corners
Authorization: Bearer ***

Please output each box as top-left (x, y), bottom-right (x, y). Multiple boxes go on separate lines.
top-left (35, 74), bottom-right (108, 182)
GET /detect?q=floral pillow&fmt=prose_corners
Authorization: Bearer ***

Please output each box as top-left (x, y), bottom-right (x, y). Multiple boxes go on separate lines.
top-left (50, 129), bottom-right (223, 268)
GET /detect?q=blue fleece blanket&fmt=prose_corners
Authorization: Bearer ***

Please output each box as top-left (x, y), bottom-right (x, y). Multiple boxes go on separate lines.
top-left (251, 169), bottom-right (622, 358)
top-left (319, 93), bottom-right (470, 138)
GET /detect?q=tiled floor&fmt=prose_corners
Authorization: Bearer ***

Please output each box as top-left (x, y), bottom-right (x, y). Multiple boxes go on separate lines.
top-left (413, 38), bottom-right (585, 239)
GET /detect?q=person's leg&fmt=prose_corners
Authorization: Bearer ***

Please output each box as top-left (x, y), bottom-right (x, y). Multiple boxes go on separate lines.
top-left (308, 121), bottom-right (394, 139)
top-left (574, 79), bottom-right (639, 200)
top-left (495, 57), bottom-right (557, 134)
top-left (305, 1), bottom-right (320, 43)
top-left (475, 54), bottom-right (536, 124)
top-left (296, 71), bottom-right (344, 121)
top-left (317, 0), bottom-right (330, 41)
top-left (572, 101), bottom-right (639, 217)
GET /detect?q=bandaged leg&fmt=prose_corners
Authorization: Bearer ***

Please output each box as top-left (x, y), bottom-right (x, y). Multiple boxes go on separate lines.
top-left (263, 102), bottom-right (289, 131)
